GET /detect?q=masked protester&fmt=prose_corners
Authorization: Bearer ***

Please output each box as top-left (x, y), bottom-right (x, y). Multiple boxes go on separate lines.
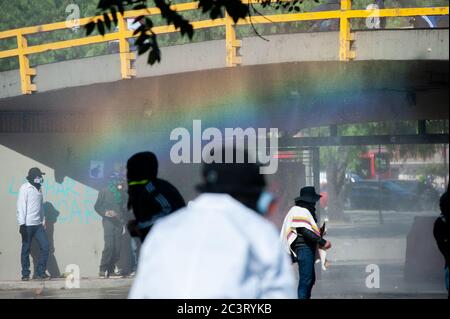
top-left (280, 187), bottom-right (332, 299)
top-left (128, 147), bottom-right (296, 299)
top-left (126, 152), bottom-right (186, 242)
top-left (17, 167), bottom-right (49, 281)
top-left (95, 172), bottom-right (128, 278)
top-left (433, 190), bottom-right (449, 298)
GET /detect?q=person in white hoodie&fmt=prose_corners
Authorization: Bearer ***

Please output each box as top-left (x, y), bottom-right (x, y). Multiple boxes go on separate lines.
top-left (128, 147), bottom-right (297, 299)
top-left (17, 167), bottom-right (49, 281)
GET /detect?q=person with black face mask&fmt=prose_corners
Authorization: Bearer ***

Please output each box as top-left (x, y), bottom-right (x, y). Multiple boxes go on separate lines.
top-left (126, 151), bottom-right (186, 242)
top-left (280, 187), bottom-right (332, 299)
top-left (17, 167), bottom-right (50, 281)
top-left (94, 172), bottom-right (128, 279)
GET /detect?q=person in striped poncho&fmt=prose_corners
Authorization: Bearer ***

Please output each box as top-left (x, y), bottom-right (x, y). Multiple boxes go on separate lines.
top-left (280, 187), bottom-right (332, 299)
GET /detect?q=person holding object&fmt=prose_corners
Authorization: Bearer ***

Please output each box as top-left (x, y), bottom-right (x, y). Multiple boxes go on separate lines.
top-left (280, 186), bottom-right (332, 299)
top-left (317, 222), bottom-right (329, 271)
top-left (17, 167), bottom-right (49, 281)
top-left (129, 147), bottom-right (296, 298)
top-left (95, 172), bottom-right (128, 278)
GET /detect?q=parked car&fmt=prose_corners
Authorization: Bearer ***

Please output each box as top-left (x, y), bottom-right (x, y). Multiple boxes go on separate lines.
top-left (343, 180), bottom-right (418, 211)
top-left (389, 180), bottom-right (440, 211)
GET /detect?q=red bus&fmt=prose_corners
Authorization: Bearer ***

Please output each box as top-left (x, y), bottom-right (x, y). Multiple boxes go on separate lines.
top-left (358, 150), bottom-right (391, 180)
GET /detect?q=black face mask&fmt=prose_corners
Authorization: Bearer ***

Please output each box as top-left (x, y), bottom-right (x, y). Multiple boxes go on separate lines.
top-left (296, 200), bottom-right (317, 220)
top-left (27, 176), bottom-right (42, 191)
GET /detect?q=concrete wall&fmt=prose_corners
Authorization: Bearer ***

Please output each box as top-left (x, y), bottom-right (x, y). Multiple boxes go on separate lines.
top-left (0, 140), bottom-right (103, 281)
top-left (0, 129), bottom-right (207, 280)
top-left (355, 29), bottom-right (449, 61)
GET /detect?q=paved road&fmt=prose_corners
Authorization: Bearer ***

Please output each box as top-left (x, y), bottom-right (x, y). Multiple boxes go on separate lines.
top-left (312, 261), bottom-right (447, 299)
top-left (0, 261), bottom-right (447, 299)
top-left (0, 286), bottom-right (129, 299)
top-left (0, 278), bottom-right (132, 299)
top-left (0, 209), bottom-right (446, 299)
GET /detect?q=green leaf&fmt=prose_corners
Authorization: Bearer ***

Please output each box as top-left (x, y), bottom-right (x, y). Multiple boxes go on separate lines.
top-left (110, 7), bottom-right (118, 25)
top-left (138, 42), bottom-right (151, 55)
top-left (97, 20), bottom-right (105, 35)
top-left (148, 49), bottom-right (159, 65)
top-left (103, 13), bottom-right (111, 29)
top-left (145, 18), bottom-right (153, 29)
top-left (85, 21), bottom-right (96, 36)
top-left (133, 4), bottom-right (147, 10)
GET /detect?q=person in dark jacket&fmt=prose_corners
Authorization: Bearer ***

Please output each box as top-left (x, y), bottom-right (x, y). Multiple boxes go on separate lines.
top-left (281, 187), bottom-right (331, 299)
top-left (126, 152), bottom-right (186, 242)
top-left (95, 173), bottom-right (128, 278)
top-left (433, 190), bottom-right (449, 298)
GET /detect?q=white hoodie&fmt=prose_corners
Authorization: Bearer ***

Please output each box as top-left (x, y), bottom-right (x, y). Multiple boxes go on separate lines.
top-left (129, 193), bottom-right (297, 299)
top-left (16, 182), bottom-right (44, 226)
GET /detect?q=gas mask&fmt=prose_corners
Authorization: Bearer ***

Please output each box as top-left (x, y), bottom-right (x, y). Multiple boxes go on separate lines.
top-left (33, 176), bottom-right (44, 184)
top-left (257, 191), bottom-right (275, 215)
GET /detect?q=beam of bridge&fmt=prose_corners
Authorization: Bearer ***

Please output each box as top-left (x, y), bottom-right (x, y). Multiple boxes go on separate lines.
top-left (0, 58), bottom-right (448, 134)
top-left (279, 134), bottom-right (450, 147)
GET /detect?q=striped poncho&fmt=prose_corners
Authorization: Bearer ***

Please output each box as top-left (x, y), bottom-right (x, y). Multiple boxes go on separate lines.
top-left (280, 205), bottom-right (321, 258)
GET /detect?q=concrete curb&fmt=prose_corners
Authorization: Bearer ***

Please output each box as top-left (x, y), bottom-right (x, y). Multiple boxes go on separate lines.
top-left (0, 278), bottom-right (133, 290)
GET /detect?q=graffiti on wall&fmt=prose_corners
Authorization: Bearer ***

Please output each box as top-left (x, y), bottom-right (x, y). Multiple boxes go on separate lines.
top-left (7, 176), bottom-right (101, 225)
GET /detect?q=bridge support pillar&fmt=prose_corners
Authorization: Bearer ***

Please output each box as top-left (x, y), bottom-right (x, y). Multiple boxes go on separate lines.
top-left (118, 15), bottom-right (136, 79)
top-left (16, 33), bottom-right (36, 94)
top-left (339, 0), bottom-right (356, 61)
top-left (225, 12), bottom-right (242, 67)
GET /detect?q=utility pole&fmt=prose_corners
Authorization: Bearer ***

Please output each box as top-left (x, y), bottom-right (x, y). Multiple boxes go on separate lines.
top-left (378, 144), bottom-right (384, 224)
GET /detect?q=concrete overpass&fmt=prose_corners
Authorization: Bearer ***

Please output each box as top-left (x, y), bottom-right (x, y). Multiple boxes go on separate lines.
top-left (0, 29), bottom-right (448, 131)
top-left (0, 29), bottom-right (448, 100)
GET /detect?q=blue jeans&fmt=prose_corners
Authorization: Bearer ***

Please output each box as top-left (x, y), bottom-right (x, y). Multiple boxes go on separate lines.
top-left (130, 237), bottom-right (139, 272)
top-left (20, 225), bottom-right (49, 278)
top-left (296, 245), bottom-right (316, 299)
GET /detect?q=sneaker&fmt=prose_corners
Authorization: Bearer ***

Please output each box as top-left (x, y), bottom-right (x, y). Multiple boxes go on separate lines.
top-left (108, 271), bottom-right (125, 279)
top-left (99, 271), bottom-right (108, 279)
top-left (21, 276), bottom-right (30, 281)
top-left (33, 273), bottom-right (50, 281)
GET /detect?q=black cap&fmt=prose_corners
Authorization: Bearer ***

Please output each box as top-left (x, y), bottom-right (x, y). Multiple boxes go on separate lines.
top-left (295, 186), bottom-right (321, 204)
top-left (196, 147), bottom-right (266, 195)
top-left (27, 167), bottom-right (45, 180)
top-left (127, 152), bottom-right (158, 182)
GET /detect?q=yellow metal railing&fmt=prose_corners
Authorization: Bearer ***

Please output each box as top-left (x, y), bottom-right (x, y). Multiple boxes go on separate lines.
top-left (0, 0), bottom-right (448, 94)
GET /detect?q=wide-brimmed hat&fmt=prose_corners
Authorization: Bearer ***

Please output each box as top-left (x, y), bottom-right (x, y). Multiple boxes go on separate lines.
top-left (295, 186), bottom-right (321, 204)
